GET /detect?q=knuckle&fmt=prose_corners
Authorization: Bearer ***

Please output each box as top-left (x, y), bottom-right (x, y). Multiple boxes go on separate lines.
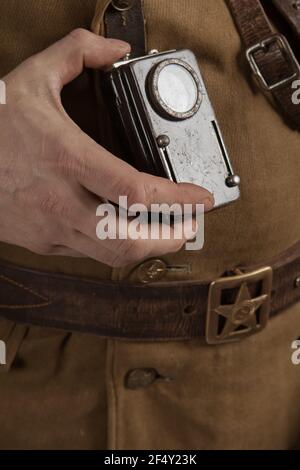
top-left (39, 190), bottom-right (60, 214)
top-left (55, 141), bottom-right (90, 180)
top-left (69, 28), bottom-right (91, 47)
top-left (14, 183), bottom-right (80, 233)
top-left (126, 180), bottom-right (148, 207)
top-left (121, 239), bottom-right (149, 265)
top-left (22, 55), bottom-right (43, 76)
top-left (126, 173), bottom-right (163, 208)
top-left (10, 55), bottom-right (44, 100)
top-left (30, 242), bottom-right (54, 256)
top-left (51, 139), bottom-right (94, 181)
top-left (109, 238), bottom-right (148, 268)
top-left (55, 144), bottom-right (73, 174)
top-left (38, 189), bottom-right (71, 220)
top-left (143, 180), bottom-right (159, 206)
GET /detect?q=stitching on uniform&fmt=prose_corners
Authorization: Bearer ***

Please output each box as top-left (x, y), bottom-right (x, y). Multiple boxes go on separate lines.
top-left (107, 339), bottom-right (118, 450)
top-left (0, 274), bottom-right (51, 309)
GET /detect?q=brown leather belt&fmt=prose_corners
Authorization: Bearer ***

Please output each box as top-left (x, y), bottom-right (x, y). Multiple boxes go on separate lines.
top-left (0, 242), bottom-right (300, 344)
top-left (227, 0), bottom-right (300, 130)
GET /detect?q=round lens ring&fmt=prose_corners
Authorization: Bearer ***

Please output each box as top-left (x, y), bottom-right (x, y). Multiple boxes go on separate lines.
top-left (148, 58), bottom-right (202, 120)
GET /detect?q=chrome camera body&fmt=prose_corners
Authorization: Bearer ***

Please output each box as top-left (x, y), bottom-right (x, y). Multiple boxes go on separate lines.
top-left (103, 49), bottom-right (240, 208)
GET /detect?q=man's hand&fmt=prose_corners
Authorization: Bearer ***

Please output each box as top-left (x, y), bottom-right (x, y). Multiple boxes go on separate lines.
top-left (0, 29), bottom-right (214, 267)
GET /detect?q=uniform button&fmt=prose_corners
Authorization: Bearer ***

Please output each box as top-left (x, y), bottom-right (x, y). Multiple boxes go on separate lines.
top-left (135, 259), bottom-right (167, 283)
top-left (125, 368), bottom-right (158, 390)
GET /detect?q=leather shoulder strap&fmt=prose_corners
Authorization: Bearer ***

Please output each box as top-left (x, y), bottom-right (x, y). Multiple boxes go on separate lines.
top-left (273, 0), bottom-right (300, 40)
top-left (227, 0), bottom-right (300, 130)
top-left (103, 0), bottom-right (146, 58)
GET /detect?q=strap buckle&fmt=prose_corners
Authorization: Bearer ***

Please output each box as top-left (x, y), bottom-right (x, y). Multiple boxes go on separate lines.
top-left (246, 33), bottom-right (300, 91)
top-left (206, 266), bottom-right (273, 345)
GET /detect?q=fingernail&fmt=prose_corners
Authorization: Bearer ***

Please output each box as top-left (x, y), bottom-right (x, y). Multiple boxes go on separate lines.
top-left (203, 196), bottom-right (215, 211)
top-left (108, 38), bottom-right (131, 52)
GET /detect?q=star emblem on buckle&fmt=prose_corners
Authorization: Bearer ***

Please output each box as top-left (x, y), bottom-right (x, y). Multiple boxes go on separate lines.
top-left (206, 267), bottom-right (273, 345)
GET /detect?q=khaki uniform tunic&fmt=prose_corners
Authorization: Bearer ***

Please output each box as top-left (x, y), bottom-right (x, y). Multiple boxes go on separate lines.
top-left (0, 0), bottom-right (299, 449)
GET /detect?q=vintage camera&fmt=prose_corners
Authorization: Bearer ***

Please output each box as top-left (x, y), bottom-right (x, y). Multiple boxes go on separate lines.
top-left (103, 49), bottom-right (240, 208)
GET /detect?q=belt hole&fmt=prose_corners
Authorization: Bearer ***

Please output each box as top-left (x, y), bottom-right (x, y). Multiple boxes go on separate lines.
top-left (183, 305), bottom-right (197, 315)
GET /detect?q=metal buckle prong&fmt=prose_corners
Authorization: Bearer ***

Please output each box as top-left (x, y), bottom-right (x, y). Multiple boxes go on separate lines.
top-left (246, 34), bottom-right (300, 91)
top-left (206, 266), bottom-right (273, 345)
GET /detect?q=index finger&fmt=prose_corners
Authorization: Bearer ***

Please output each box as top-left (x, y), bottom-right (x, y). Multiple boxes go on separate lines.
top-left (67, 127), bottom-right (215, 211)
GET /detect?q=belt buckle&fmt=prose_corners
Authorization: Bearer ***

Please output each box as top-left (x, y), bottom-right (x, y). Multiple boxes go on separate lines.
top-left (246, 33), bottom-right (300, 91)
top-left (206, 267), bottom-right (273, 345)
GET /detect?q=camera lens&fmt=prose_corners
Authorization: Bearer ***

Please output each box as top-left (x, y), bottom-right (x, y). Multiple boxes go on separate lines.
top-left (148, 58), bottom-right (202, 120)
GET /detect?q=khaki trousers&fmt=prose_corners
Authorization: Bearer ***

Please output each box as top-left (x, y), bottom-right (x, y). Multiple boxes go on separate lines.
top-left (1, 300), bottom-right (300, 450)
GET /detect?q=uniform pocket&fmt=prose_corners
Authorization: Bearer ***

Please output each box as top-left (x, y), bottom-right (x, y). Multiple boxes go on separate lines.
top-left (0, 317), bottom-right (28, 373)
